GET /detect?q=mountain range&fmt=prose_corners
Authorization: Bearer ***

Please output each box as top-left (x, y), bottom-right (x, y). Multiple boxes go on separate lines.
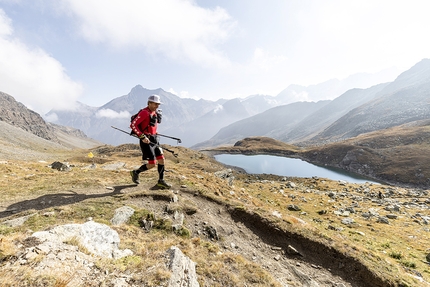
top-left (195, 59), bottom-right (430, 149)
top-left (0, 91), bottom-right (101, 152)
top-left (2, 59), bottom-right (430, 152)
top-left (43, 64), bottom-right (407, 147)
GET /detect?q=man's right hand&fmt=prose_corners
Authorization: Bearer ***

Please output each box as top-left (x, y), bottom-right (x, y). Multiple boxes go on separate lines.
top-left (139, 134), bottom-right (150, 144)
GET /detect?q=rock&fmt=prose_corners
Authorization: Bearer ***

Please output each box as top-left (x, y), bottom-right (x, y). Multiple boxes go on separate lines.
top-left (32, 220), bottom-right (133, 259)
top-left (166, 246), bottom-right (199, 287)
top-left (205, 226), bottom-right (219, 240)
top-left (287, 181), bottom-right (296, 188)
top-left (214, 169), bottom-right (232, 179)
top-left (50, 161), bottom-right (71, 171)
top-left (289, 265), bottom-right (319, 286)
top-left (365, 208), bottom-right (379, 217)
top-left (328, 225), bottom-right (344, 231)
top-left (376, 217), bottom-right (390, 224)
top-left (173, 211), bottom-right (185, 227)
top-left (141, 219), bottom-right (154, 232)
top-left (286, 245), bottom-right (303, 256)
top-left (334, 210), bottom-right (350, 217)
top-left (328, 192), bottom-right (337, 198)
top-left (345, 207), bottom-right (356, 214)
top-left (214, 169), bottom-right (234, 186)
top-left (338, 180), bottom-right (347, 186)
top-left (386, 214), bottom-right (398, 220)
top-left (1, 213), bottom-right (37, 227)
top-left (287, 204), bottom-right (301, 211)
top-left (341, 218), bottom-right (355, 225)
top-left (111, 206), bottom-right (135, 225)
top-left (102, 162), bottom-right (126, 170)
top-left (172, 194), bottom-right (179, 202)
top-left (272, 210), bottom-right (282, 218)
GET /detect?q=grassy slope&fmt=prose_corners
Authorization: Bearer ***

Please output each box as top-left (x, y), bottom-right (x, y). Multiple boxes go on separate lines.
top-left (302, 122), bottom-right (430, 187)
top-left (0, 130), bottom-right (429, 286)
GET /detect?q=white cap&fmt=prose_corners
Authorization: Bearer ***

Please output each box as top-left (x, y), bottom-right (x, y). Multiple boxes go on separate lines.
top-left (148, 94), bottom-right (162, 104)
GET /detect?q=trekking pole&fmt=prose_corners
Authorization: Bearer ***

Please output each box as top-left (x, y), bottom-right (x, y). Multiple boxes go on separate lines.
top-left (111, 126), bottom-right (179, 157)
top-left (156, 133), bottom-right (182, 144)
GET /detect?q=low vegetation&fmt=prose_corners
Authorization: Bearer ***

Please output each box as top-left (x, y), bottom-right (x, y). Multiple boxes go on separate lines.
top-left (0, 134), bottom-right (429, 286)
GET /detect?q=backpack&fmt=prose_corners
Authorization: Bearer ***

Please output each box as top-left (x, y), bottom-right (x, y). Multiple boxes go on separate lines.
top-left (130, 109), bottom-right (159, 135)
top-left (130, 109), bottom-right (143, 135)
top-left (130, 109), bottom-right (143, 122)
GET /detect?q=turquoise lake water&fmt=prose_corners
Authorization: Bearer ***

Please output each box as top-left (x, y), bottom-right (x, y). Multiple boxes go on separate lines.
top-left (214, 154), bottom-right (379, 184)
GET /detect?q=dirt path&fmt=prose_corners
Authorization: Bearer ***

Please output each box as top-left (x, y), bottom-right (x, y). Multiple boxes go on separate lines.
top-left (0, 182), bottom-right (381, 287)
top-left (123, 184), bottom-right (358, 287)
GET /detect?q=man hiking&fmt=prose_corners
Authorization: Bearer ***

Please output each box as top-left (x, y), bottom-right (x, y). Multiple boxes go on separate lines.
top-left (129, 94), bottom-right (171, 189)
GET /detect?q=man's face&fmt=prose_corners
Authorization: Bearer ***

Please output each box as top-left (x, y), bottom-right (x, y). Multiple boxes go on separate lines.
top-left (148, 102), bottom-right (160, 111)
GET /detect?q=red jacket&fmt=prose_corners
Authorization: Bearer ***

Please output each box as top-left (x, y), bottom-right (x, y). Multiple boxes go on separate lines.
top-left (130, 107), bottom-right (157, 137)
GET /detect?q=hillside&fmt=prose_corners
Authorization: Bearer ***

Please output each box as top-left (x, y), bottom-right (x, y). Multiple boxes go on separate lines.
top-left (205, 120), bottom-right (430, 188)
top-left (192, 59), bottom-right (430, 149)
top-left (0, 92), bottom-right (57, 141)
top-left (192, 101), bottom-right (330, 149)
top-left (0, 130), bottom-right (430, 286)
top-left (0, 92), bottom-right (103, 160)
top-left (302, 120), bottom-right (430, 187)
top-left (302, 59), bottom-right (430, 145)
top-left (0, 121), bottom-right (101, 161)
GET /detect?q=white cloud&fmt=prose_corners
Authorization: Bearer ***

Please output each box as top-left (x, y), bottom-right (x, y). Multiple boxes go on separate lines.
top-left (179, 90), bottom-right (195, 99)
top-left (0, 9), bottom-right (83, 115)
top-left (58, 0), bottom-right (236, 69)
top-left (290, 1), bottom-right (430, 82)
top-left (44, 112), bottom-right (58, 122)
top-left (95, 108), bottom-right (130, 119)
top-left (167, 88), bottom-right (177, 95)
top-left (168, 88), bottom-right (199, 100)
top-left (0, 9), bottom-right (12, 36)
top-left (213, 104), bottom-right (223, 114)
top-left (250, 48), bottom-right (288, 72)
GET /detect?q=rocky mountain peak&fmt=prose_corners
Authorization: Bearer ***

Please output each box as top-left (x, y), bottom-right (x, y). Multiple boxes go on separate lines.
top-left (0, 92), bottom-right (56, 141)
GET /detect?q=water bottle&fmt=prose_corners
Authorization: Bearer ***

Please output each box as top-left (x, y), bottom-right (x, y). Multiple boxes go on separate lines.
top-left (156, 109), bottom-right (162, 123)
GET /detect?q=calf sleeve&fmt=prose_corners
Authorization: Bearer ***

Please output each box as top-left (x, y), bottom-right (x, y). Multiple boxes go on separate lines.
top-left (137, 164), bottom-right (148, 174)
top-left (158, 164), bottom-right (165, 180)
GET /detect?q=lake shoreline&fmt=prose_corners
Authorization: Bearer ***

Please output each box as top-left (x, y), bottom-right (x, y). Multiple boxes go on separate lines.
top-left (213, 153), bottom-right (381, 184)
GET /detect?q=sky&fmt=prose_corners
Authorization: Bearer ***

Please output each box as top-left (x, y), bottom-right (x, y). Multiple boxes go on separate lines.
top-left (1, 0), bottom-right (430, 115)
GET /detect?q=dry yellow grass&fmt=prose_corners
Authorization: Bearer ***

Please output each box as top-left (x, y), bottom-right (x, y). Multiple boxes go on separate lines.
top-left (0, 140), bottom-right (429, 286)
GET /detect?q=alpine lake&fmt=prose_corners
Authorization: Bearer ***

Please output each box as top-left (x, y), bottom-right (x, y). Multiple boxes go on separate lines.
top-left (214, 154), bottom-right (380, 184)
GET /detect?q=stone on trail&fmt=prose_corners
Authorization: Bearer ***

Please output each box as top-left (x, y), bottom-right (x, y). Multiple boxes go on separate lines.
top-left (166, 246), bottom-right (199, 287)
top-left (32, 220), bottom-right (133, 259)
top-left (111, 206), bottom-right (135, 225)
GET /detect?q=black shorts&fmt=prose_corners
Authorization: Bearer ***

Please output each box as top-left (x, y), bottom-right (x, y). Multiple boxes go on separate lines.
top-left (139, 135), bottom-right (164, 164)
